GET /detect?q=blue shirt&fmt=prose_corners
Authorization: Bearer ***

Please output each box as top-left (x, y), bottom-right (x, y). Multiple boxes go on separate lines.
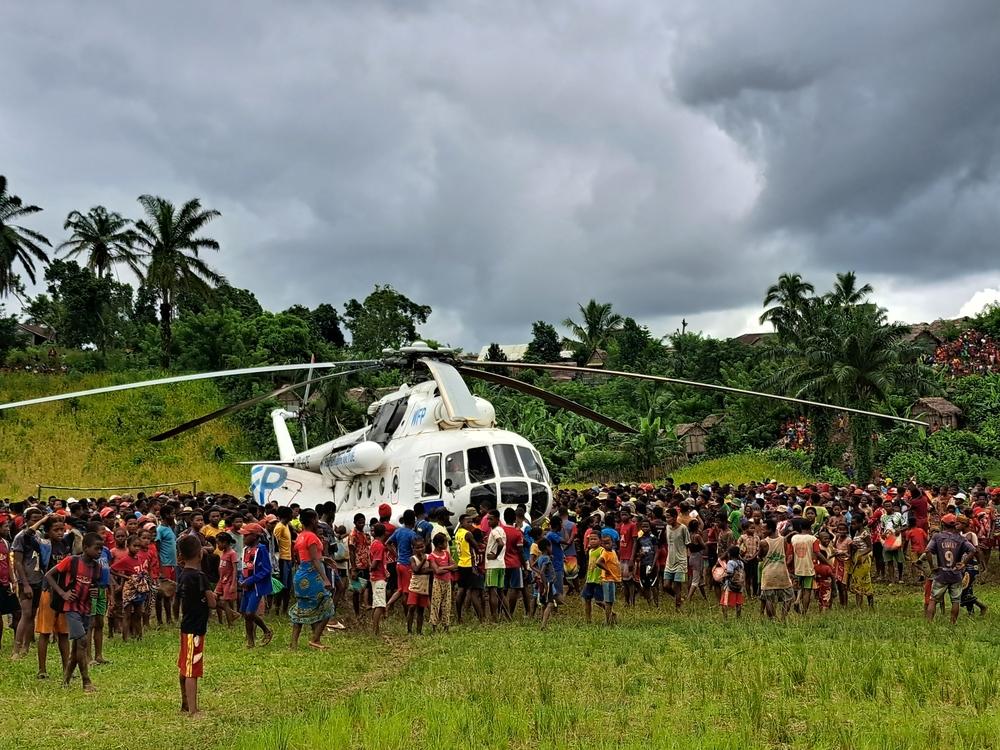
top-left (98, 547), bottom-right (111, 587)
top-left (537, 554), bottom-right (557, 585)
top-left (415, 519), bottom-right (433, 544)
top-left (387, 527), bottom-right (419, 566)
top-left (156, 524), bottom-right (177, 567)
top-left (545, 531), bottom-right (564, 568)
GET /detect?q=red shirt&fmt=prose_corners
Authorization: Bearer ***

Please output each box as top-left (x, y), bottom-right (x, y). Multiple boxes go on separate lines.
top-left (0, 539), bottom-right (10, 586)
top-left (369, 539), bottom-right (387, 582)
top-left (618, 521), bottom-right (638, 561)
top-left (54, 555), bottom-right (99, 615)
top-left (294, 530), bottom-right (323, 563)
top-left (502, 526), bottom-right (524, 569)
top-left (111, 553), bottom-right (141, 577)
top-left (217, 548), bottom-right (238, 597)
top-left (908, 496), bottom-right (930, 530)
top-left (380, 522), bottom-right (396, 565)
top-left (349, 529), bottom-right (371, 570)
top-left (904, 527), bottom-right (928, 555)
top-left (138, 547), bottom-right (159, 578)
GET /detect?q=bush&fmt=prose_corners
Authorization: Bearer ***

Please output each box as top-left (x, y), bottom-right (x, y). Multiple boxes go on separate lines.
top-left (883, 429), bottom-right (993, 486)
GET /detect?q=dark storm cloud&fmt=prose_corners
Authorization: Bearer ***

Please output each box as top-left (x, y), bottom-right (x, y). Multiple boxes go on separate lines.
top-left (2, 2), bottom-right (998, 347)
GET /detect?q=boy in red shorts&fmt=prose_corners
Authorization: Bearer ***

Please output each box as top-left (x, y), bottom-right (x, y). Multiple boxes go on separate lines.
top-left (177, 534), bottom-right (216, 717)
top-left (405, 536), bottom-right (431, 634)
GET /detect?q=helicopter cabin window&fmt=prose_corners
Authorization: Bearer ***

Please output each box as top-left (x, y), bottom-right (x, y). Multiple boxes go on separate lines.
top-left (379, 477), bottom-right (386, 496)
top-left (366, 480), bottom-right (373, 498)
top-left (531, 482), bottom-right (548, 519)
top-left (470, 482), bottom-right (497, 511)
top-left (422, 454), bottom-right (442, 497)
top-left (494, 443), bottom-right (523, 477)
top-left (517, 446), bottom-right (544, 481)
top-left (500, 481), bottom-right (529, 508)
top-left (466, 446), bottom-right (495, 483)
top-left (444, 451), bottom-right (466, 490)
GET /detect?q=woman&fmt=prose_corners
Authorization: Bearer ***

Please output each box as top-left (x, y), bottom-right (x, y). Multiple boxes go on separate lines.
top-left (957, 516), bottom-right (988, 616)
top-left (686, 519), bottom-right (707, 601)
top-left (289, 509), bottom-right (335, 650)
top-left (847, 516), bottom-right (874, 608)
top-left (832, 522), bottom-right (852, 607)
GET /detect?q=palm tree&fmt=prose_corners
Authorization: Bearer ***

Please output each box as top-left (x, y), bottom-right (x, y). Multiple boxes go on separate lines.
top-left (759, 272), bottom-right (815, 338)
top-left (132, 195), bottom-right (224, 365)
top-left (826, 271), bottom-right (873, 307)
top-left (563, 299), bottom-right (624, 365)
top-left (0, 175), bottom-right (51, 296)
top-left (59, 206), bottom-right (143, 278)
top-left (770, 303), bottom-right (934, 480)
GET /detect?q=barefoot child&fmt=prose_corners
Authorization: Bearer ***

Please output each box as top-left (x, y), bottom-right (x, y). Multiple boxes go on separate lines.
top-left (45, 532), bottom-right (103, 692)
top-left (428, 533), bottom-right (457, 633)
top-left (214, 532), bottom-right (239, 626)
top-left (595, 533), bottom-right (621, 625)
top-left (238, 523), bottom-right (274, 648)
top-left (368, 523), bottom-right (387, 636)
top-left (177, 534), bottom-right (216, 717)
top-left (720, 545), bottom-right (745, 619)
top-left (533, 537), bottom-right (557, 630)
top-left (406, 537), bottom-right (431, 634)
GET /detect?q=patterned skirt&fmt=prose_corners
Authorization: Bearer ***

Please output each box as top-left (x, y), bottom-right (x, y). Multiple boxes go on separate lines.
top-left (289, 562), bottom-right (335, 625)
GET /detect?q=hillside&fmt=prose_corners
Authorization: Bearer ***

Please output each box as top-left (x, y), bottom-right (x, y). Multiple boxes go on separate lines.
top-left (0, 372), bottom-right (255, 499)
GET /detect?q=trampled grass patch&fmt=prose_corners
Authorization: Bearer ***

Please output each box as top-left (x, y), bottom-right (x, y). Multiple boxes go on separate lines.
top-left (5, 588), bottom-right (1000, 750)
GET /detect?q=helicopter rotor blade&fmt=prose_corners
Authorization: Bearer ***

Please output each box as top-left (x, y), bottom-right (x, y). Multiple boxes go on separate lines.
top-left (468, 361), bottom-right (928, 427)
top-left (0, 360), bottom-right (382, 413)
top-left (457, 366), bottom-right (637, 433)
top-left (148, 365), bottom-right (381, 442)
top-left (300, 354), bottom-right (316, 450)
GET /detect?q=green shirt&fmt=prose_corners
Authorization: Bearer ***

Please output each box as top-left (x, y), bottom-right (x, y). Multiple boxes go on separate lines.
top-left (586, 547), bottom-right (603, 584)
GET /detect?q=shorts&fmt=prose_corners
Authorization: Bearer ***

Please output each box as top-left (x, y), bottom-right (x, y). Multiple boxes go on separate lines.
top-left (485, 568), bottom-right (505, 589)
top-left (92, 588), bottom-right (109, 617)
top-left (580, 582), bottom-right (604, 602)
top-left (65, 611), bottom-right (91, 641)
top-left (638, 563), bottom-right (658, 589)
top-left (931, 579), bottom-right (963, 603)
top-left (552, 565), bottom-right (565, 596)
top-left (761, 588), bottom-right (794, 604)
top-left (720, 590), bottom-right (744, 608)
top-left (504, 568), bottom-right (523, 590)
top-left (601, 582), bottom-right (617, 603)
top-left (178, 632), bottom-right (205, 678)
top-left (406, 591), bottom-right (430, 608)
top-left (620, 560), bottom-right (633, 582)
top-left (538, 589), bottom-right (556, 607)
top-left (35, 592), bottom-right (68, 635)
top-left (458, 567), bottom-right (484, 590)
top-left (0, 585), bottom-right (18, 615)
top-left (278, 559), bottom-right (293, 589)
top-left (797, 575), bottom-right (814, 590)
top-left (396, 563), bottom-right (412, 594)
top-left (371, 580), bottom-right (387, 609)
top-left (160, 565), bottom-right (176, 582)
top-left (882, 547), bottom-right (904, 563)
top-left (564, 559), bottom-right (579, 581)
top-left (663, 569), bottom-right (687, 584)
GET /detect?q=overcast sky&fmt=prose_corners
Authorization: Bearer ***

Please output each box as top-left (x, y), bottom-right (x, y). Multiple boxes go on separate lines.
top-left (3, 1), bottom-right (999, 349)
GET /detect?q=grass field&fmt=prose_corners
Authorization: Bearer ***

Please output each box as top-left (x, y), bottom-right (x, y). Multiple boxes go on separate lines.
top-left (4, 586), bottom-right (1000, 750)
top-left (0, 372), bottom-right (252, 498)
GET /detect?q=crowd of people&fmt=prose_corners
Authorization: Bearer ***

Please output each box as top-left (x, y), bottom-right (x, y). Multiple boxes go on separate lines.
top-left (935, 329), bottom-right (1000, 376)
top-left (0, 477), bottom-right (995, 712)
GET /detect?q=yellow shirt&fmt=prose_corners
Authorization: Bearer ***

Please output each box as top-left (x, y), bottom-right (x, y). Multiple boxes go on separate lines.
top-left (203, 525), bottom-right (219, 539)
top-left (274, 522), bottom-right (293, 561)
top-left (599, 549), bottom-right (621, 583)
top-left (455, 527), bottom-right (472, 568)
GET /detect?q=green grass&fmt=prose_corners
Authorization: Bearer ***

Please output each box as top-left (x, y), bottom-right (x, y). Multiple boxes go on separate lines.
top-left (671, 453), bottom-right (814, 487)
top-left (4, 588), bottom-right (1000, 750)
top-left (0, 372), bottom-right (253, 498)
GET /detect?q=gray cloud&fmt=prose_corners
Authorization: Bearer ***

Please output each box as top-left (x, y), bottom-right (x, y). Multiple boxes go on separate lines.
top-left (2, 1), bottom-right (999, 348)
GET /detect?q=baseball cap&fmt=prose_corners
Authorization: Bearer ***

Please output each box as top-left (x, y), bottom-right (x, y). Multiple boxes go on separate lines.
top-left (240, 522), bottom-right (266, 536)
top-left (941, 513), bottom-right (958, 526)
top-left (378, 503), bottom-right (391, 518)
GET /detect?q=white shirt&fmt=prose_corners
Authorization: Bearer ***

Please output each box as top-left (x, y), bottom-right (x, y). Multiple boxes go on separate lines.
top-left (485, 525), bottom-right (506, 570)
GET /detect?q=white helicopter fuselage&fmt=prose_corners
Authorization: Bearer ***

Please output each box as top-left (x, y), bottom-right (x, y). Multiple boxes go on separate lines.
top-left (249, 378), bottom-right (553, 526)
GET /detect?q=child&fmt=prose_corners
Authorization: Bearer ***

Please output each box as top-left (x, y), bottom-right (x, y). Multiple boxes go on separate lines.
top-left (594, 533), bottom-right (621, 626)
top-left (580, 533), bottom-right (604, 623)
top-left (814, 530), bottom-right (835, 612)
top-left (406, 537), bottom-right (431, 634)
top-left (214, 532), bottom-right (239, 626)
top-left (368, 523), bottom-right (387, 636)
top-left (45, 532), bottom-right (103, 692)
top-left (428, 532), bottom-right (457, 633)
top-left (720, 545), bottom-right (745, 619)
top-left (238, 523), bottom-right (274, 648)
top-left (111, 534), bottom-right (148, 641)
top-left (177, 534), bottom-right (216, 717)
top-left (533, 537), bottom-right (557, 630)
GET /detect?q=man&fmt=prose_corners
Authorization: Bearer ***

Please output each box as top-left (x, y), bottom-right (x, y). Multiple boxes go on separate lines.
top-left (484, 510), bottom-right (506, 622)
top-left (203, 507), bottom-right (222, 539)
top-left (922, 513), bottom-right (977, 624)
top-left (155, 505), bottom-right (179, 624)
top-left (386, 510), bottom-right (419, 612)
top-left (501, 508), bottom-right (528, 616)
top-left (454, 514), bottom-right (484, 623)
top-left (663, 508), bottom-right (690, 610)
top-left (758, 517), bottom-right (794, 622)
top-left (560, 508), bottom-right (579, 595)
top-left (272, 507), bottom-right (294, 615)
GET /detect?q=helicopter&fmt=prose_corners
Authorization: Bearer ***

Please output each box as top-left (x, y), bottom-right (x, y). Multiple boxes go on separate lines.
top-left (0, 342), bottom-right (927, 526)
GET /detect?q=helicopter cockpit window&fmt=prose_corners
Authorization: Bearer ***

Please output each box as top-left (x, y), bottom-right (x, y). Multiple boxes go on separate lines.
top-left (445, 451), bottom-right (466, 490)
top-left (494, 444), bottom-right (523, 477)
top-left (530, 482), bottom-right (549, 519)
top-left (422, 454), bottom-right (442, 497)
top-left (467, 446), bottom-right (495, 483)
top-left (368, 396), bottom-right (410, 444)
top-left (517, 446), bottom-right (544, 481)
top-left (470, 482), bottom-right (497, 511)
top-left (532, 449), bottom-right (551, 484)
top-left (500, 481), bottom-right (529, 508)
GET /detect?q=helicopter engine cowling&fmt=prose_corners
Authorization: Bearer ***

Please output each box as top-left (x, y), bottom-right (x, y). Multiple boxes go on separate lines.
top-left (320, 441), bottom-right (385, 479)
top-left (434, 396), bottom-right (496, 429)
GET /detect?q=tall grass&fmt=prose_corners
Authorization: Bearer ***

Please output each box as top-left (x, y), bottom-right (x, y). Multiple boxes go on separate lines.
top-left (0, 372), bottom-right (253, 498)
